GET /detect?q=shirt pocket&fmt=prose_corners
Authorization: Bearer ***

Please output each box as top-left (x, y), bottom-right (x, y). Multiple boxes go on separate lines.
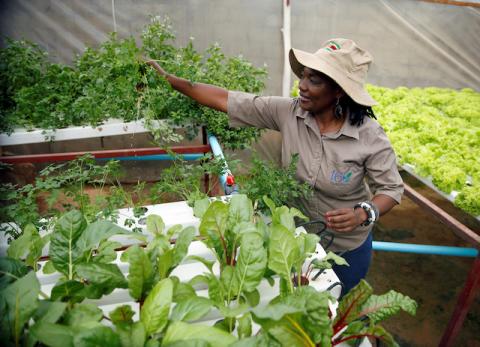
top-left (317, 160), bottom-right (364, 197)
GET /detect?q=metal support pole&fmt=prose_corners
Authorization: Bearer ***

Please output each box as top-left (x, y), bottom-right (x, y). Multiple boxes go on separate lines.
top-left (439, 255), bottom-right (480, 346)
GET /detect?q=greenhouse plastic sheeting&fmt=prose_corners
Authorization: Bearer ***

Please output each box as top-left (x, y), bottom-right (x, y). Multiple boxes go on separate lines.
top-left (1, 0), bottom-right (478, 168)
top-left (1, 0), bottom-right (478, 94)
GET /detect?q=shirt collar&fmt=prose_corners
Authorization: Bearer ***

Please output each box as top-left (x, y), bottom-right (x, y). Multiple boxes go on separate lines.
top-left (294, 102), bottom-right (359, 140)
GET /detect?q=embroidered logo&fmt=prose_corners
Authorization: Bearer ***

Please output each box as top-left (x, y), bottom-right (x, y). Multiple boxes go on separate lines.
top-left (330, 170), bottom-right (352, 184)
top-left (324, 40), bottom-right (341, 52)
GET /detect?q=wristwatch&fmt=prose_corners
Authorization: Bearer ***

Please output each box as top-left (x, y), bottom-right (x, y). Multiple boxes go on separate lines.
top-left (353, 201), bottom-right (379, 227)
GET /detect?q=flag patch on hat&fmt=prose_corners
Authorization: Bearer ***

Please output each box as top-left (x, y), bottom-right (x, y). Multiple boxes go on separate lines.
top-left (324, 41), bottom-right (341, 52)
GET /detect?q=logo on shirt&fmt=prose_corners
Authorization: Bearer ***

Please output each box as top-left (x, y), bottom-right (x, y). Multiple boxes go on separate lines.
top-left (330, 169), bottom-right (352, 184)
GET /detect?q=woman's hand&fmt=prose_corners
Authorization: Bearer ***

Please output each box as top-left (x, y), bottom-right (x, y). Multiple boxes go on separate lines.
top-left (324, 208), bottom-right (367, 232)
top-left (145, 59), bottom-right (169, 78)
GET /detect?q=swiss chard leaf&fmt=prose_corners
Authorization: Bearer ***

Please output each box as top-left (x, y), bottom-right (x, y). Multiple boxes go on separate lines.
top-left (333, 279), bottom-right (373, 329)
top-left (339, 324), bottom-right (399, 347)
top-left (228, 194), bottom-right (253, 225)
top-left (109, 305), bottom-right (135, 325)
top-left (33, 301), bottom-right (68, 324)
top-left (0, 271), bottom-right (40, 345)
top-left (146, 214), bottom-right (165, 236)
top-left (75, 220), bottom-right (129, 256)
top-left (267, 224), bottom-right (299, 293)
top-left (49, 210), bottom-right (87, 279)
top-left (116, 321), bottom-right (146, 347)
top-left (170, 296), bottom-right (213, 322)
top-left (76, 262), bottom-right (127, 291)
top-left (234, 231), bottom-right (267, 294)
top-left (199, 201), bottom-right (229, 262)
top-left (311, 252), bottom-right (349, 271)
top-left (50, 280), bottom-right (85, 303)
top-left (6, 223), bottom-right (38, 259)
top-left (172, 226), bottom-right (196, 267)
top-left (121, 245), bottom-right (153, 301)
top-left (359, 290), bottom-right (417, 324)
top-left (193, 197), bottom-right (210, 219)
top-left (237, 312), bottom-right (252, 339)
top-left (140, 278), bottom-right (173, 336)
top-left (162, 321), bottom-right (237, 347)
top-left (0, 257), bottom-right (30, 290)
top-left (73, 325), bottom-right (121, 347)
top-left (64, 303), bottom-right (103, 327)
top-left (28, 322), bottom-right (74, 347)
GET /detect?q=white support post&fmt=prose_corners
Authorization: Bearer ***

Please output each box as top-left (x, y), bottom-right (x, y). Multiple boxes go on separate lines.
top-left (281, 0), bottom-right (292, 97)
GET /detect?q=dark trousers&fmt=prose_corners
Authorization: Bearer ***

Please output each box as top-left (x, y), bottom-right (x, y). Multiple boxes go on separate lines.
top-left (332, 232), bottom-right (373, 297)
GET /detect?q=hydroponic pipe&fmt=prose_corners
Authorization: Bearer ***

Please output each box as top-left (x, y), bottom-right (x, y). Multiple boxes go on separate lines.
top-left (372, 241), bottom-right (478, 258)
top-left (103, 154), bottom-right (204, 161)
top-left (207, 133), bottom-right (231, 190)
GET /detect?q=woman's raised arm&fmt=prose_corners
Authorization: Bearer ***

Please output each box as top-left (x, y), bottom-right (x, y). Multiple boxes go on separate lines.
top-left (146, 60), bottom-right (228, 113)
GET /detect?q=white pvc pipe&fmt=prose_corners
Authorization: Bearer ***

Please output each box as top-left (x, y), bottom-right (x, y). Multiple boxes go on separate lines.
top-left (281, 0), bottom-right (292, 97)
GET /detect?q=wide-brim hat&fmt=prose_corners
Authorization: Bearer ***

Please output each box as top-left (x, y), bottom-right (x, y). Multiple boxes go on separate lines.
top-left (289, 38), bottom-right (377, 106)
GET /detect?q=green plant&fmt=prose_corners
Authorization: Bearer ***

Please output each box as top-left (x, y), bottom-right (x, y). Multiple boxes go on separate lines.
top-left (331, 280), bottom-right (417, 346)
top-left (0, 17), bottom-right (268, 149)
top-left (150, 153), bottom-right (229, 207)
top-left (245, 279), bottom-right (417, 347)
top-left (0, 194), bottom-right (417, 347)
top-left (236, 154), bottom-right (313, 214)
top-left (0, 154), bottom-right (150, 241)
top-left (191, 194), bottom-right (268, 333)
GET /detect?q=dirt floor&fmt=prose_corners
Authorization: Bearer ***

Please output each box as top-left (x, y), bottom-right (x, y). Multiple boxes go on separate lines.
top-left (366, 173), bottom-right (480, 347)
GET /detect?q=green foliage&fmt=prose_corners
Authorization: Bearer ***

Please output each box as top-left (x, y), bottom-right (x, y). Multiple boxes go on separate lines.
top-left (1, 17), bottom-right (267, 148)
top-left (331, 279), bottom-right (417, 346)
top-left (150, 153), bottom-right (228, 207)
top-left (251, 285), bottom-right (332, 346)
top-left (0, 196), bottom-right (416, 346)
top-left (237, 153), bottom-right (312, 214)
top-left (367, 85), bottom-right (479, 216)
top-left (0, 154), bottom-right (150, 241)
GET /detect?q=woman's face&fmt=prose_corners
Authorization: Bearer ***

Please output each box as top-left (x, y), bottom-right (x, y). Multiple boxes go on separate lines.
top-left (298, 67), bottom-right (343, 115)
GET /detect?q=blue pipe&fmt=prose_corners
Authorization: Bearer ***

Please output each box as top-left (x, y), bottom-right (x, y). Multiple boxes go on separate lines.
top-left (372, 241), bottom-right (478, 257)
top-left (207, 133), bottom-right (228, 188)
top-left (100, 154), bottom-right (204, 161)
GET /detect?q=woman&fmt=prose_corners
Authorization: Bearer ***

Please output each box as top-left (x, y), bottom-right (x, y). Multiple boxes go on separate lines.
top-left (147, 38), bottom-right (404, 295)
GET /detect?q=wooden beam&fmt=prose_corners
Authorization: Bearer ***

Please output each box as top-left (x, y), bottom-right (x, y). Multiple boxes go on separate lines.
top-left (404, 184), bottom-right (480, 246)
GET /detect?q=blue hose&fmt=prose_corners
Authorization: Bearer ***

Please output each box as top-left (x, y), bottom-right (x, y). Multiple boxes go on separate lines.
top-left (373, 241), bottom-right (478, 257)
top-left (101, 154), bottom-right (204, 161)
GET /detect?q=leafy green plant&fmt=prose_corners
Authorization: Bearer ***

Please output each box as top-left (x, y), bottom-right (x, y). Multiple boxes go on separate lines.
top-left (0, 16), bottom-right (268, 149)
top-left (0, 193), bottom-right (417, 347)
top-left (367, 84), bottom-right (480, 216)
top-left (0, 154), bottom-right (152, 241)
top-left (263, 196), bottom-right (347, 295)
top-left (150, 153), bottom-right (229, 207)
top-left (121, 213), bottom-right (197, 307)
top-left (236, 153), bottom-right (312, 214)
top-left (244, 279), bottom-right (416, 347)
top-left (331, 280), bottom-right (417, 346)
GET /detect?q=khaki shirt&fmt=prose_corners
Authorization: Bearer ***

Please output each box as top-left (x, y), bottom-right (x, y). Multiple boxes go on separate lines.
top-left (227, 91), bottom-right (404, 251)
